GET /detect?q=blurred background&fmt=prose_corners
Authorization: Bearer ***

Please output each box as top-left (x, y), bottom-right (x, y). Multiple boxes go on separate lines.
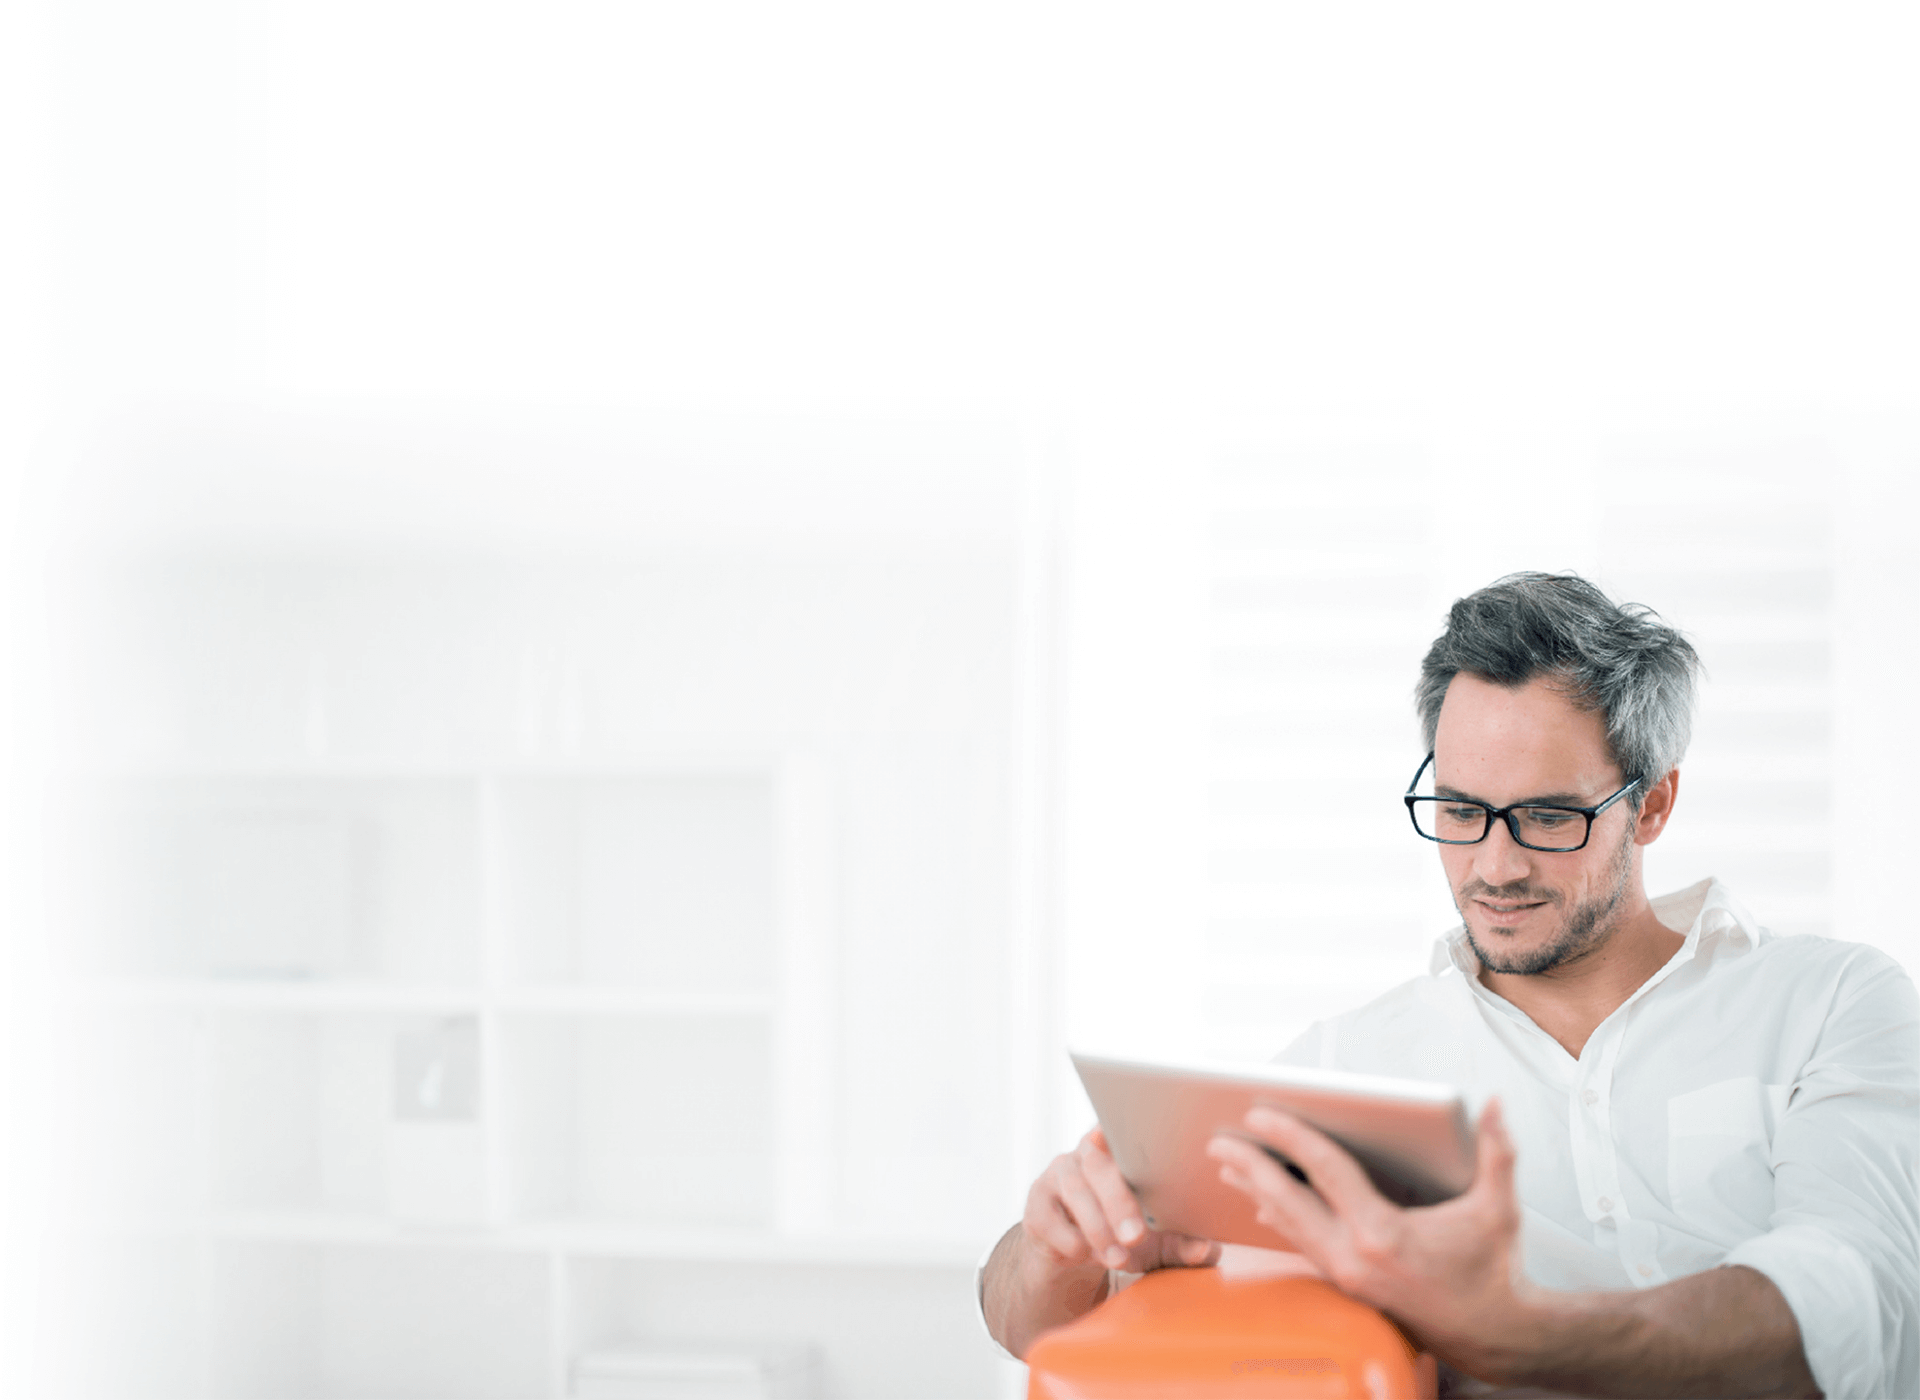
top-left (2, 2), bottom-right (1916, 1397)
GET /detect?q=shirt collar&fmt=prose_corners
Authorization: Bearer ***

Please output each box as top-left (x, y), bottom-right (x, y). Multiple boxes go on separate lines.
top-left (1428, 875), bottom-right (1763, 982)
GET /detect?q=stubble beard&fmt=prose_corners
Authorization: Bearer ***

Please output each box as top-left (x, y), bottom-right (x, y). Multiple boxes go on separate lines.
top-left (1459, 821), bottom-right (1636, 977)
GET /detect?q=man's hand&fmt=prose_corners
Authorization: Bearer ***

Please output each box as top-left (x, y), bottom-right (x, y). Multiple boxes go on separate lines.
top-left (1207, 1099), bottom-right (1527, 1371)
top-left (984, 1126), bottom-right (1221, 1358)
top-left (1026, 1125), bottom-right (1221, 1275)
top-left (1207, 1103), bottom-right (1820, 1397)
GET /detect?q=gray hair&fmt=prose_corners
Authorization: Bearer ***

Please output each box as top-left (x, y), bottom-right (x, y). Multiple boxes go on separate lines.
top-left (1415, 573), bottom-right (1702, 797)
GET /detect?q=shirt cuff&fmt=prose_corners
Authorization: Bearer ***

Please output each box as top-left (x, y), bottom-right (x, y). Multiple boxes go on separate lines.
top-left (1720, 1223), bottom-right (1883, 1400)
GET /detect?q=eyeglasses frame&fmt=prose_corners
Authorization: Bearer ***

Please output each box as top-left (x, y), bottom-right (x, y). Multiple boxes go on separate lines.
top-left (1402, 751), bottom-right (1642, 853)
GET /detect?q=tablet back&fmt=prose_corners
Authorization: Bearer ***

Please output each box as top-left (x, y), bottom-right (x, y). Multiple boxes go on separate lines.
top-left (1072, 1051), bottom-right (1476, 1252)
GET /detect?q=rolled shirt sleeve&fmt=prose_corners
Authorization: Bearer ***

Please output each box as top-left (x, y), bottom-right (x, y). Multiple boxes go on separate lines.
top-left (1720, 958), bottom-right (1920, 1400)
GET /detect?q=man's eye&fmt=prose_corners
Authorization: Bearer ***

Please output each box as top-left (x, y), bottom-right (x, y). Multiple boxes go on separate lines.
top-left (1522, 809), bottom-right (1576, 828)
top-left (1440, 805), bottom-right (1485, 823)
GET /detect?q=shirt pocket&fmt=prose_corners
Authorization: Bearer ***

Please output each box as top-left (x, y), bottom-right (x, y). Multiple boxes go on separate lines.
top-left (1666, 1076), bottom-right (1790, 1242)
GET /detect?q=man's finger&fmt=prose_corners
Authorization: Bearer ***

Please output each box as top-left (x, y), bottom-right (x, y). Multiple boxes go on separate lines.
top-left (1241, 1107), bottom-right (1386, 1220)
top-left (1171, 1233), bottom-right (1221, 1267)
top-left (1054, 1164), bottom-right (1128, 1268)
top-left (1077, 1132), bottom-right (1147, 1246)
top-left (1026, 1196), bottom-right (1094, 1264)
top-left (1209, 1134), bottom-right (1321, 1216)
top-left (1208, 1132), bottom-right (1336, 1253)
top-left (1471, 1098), bottom-right (1518, 1201)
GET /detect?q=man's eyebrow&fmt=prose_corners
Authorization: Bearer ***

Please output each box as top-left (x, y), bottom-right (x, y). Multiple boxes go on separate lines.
top-left (1434, 784), bottom-right (1594, 807)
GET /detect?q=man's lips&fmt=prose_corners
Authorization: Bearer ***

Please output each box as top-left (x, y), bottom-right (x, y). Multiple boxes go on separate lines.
top-left (1475, 898), bottom-right (1547, 920)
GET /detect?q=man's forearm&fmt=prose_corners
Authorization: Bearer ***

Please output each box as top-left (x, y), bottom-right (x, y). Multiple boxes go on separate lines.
top-left (1457, 1265), bottom-right (1818, 1399)
top-left (981, 1223), bottom-right (1113, 1360)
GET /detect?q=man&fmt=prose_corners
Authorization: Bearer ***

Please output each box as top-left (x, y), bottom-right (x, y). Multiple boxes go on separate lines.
top-left (981, 573), bottom-right (1918, 1398)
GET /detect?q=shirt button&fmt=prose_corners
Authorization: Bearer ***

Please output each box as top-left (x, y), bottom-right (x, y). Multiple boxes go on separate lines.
top-left (1637, 1263), bottom-right (1655, 1278)
top-left (1597, 1196), bottom-right (1614, 1213)
top-left (1581, 1089), bottom-right (1598, 1106)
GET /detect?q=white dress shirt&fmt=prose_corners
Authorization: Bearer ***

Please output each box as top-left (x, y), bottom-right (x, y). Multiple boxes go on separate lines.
top-left (979, 879), bottom-right (1920, 1399)
top-left (1276, 878), bottom-right (1919, 1400)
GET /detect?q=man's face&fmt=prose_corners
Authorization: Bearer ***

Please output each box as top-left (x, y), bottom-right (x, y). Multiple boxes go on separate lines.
top-left (1432, 672), bottom-right (1644, 976)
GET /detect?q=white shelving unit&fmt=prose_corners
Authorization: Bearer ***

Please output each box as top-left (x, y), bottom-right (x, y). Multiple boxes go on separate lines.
top-left (40, 541), bottom-right (1033, 1400)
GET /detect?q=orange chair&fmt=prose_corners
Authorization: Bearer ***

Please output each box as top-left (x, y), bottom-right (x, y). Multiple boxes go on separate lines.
top-left (1025, 1267), bottom-right (1438, 1400)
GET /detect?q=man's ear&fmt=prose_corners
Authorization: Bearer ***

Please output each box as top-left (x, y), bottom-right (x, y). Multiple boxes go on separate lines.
top-left (1633, 768), bottom-right (1679, 846)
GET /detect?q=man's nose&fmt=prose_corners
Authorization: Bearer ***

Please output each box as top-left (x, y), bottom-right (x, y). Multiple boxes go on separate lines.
top-left (1472, 815), bottom-right (1533, 887)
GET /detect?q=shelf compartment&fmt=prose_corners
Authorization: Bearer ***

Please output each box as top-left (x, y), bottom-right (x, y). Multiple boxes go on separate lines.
top-left (501, 1014), bottom-right (774, 1231)
top-left (50, 1007), bottom-right (211, 1222)
top-left (496, 988), bottom-right (778, 1016)
top-left (49, 1210), bottom-right (984, 1269)
top-left (573, 1343), bottom-right (815, 1400)
top-left (207, 1240), bottom-right (548, 1400)
top-left (46, 775), bottom-right (482, 986)
top-left (57, 980), bottom-right (488, 1013)
top-left (53, 983), bottom-right (777, 1018)
top-left (496, 772), bottom-right (776, 994)
top-left (564, 1257), bottom-right (998, 1400)
top-left (38, 1232), bottom-right (209, 1400)
top-left (204, 1010), bottom-right (494, 1225)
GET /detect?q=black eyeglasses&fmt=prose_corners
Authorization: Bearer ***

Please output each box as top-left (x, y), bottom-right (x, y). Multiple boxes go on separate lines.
top-left (1403, 752), bottom-right (1640, 853)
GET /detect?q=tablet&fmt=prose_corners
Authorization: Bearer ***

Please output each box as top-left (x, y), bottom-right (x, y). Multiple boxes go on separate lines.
top-left (1071, 1050), bottom-right (1476, 1252)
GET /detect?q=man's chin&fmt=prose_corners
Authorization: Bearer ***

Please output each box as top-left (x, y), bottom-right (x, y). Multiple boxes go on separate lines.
top-left (1464, 923), bottom-right (1570, 977)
